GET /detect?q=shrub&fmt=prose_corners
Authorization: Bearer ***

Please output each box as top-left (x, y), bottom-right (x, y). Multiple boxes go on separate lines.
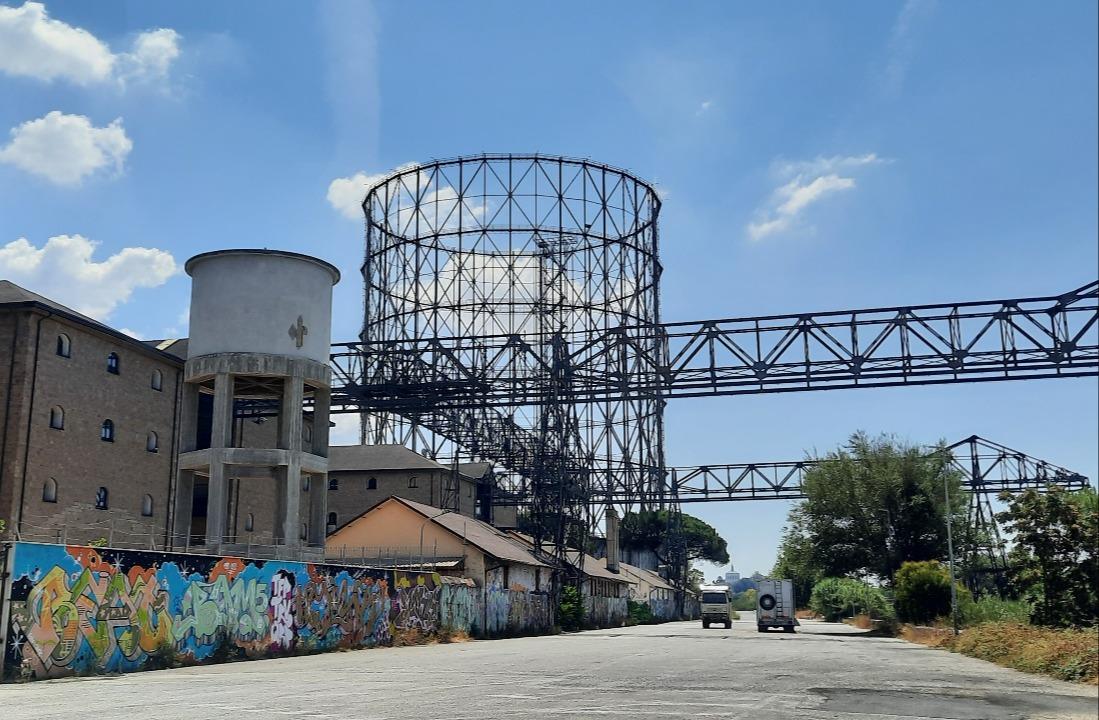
top-left (894, 561), bottom-right (961, 623)
top-left (627, 600), bottom-right (654, 625)
top-left (958, 595), bottom-right (1032, 627)
top-left (809, 577), bottom-right (893, 622)
top-left (557, 585), bottom-right (584, 632)
top-left (946, 623), bottom-right (1098, 684)
top-left (731, 589), bottom-right (756, 611)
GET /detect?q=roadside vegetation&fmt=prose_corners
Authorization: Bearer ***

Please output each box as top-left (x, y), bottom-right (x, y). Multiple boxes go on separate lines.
top-left (770, 433), bottom-right (1098, 684)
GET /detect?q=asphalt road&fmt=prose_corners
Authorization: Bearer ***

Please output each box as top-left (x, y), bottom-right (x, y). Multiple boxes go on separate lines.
top-left (1, 618), bottom-right (1096, 719)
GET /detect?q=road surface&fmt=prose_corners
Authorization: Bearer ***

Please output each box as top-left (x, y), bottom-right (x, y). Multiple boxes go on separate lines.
top-left (1, 618), bottom-right (1095, 719)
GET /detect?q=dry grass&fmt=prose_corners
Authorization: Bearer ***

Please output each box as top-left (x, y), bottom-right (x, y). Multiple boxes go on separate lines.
top-left (844, 614), bottom-right (874, 630)
top-left (900, 624), bottom-right (954, 648)
top-left (946, 623), bottom-right (1098, 684)
top-left (903, 622), bottom-right (1098, 684)
top-left (795, 609), bottom-right (820, 620)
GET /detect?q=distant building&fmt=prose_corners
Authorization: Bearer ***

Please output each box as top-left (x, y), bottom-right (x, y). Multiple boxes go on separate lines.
top-left (725, 570), bottom-right (741, 586)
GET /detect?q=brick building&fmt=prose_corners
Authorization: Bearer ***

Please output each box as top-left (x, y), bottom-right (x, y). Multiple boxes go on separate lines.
top-left (0, 281), bottom-right (184, 546)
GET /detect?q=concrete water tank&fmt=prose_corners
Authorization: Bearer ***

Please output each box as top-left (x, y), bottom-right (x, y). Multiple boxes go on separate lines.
top-left (185, 249), bottom-right (340, 362)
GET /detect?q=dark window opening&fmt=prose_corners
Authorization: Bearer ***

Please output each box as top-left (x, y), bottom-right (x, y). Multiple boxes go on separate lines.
top-left (100, 419), bottom-right (114, 442)
top-left (43, 478), bottom-right (58, 503)
top-left (367, 477), bottom-right (377, 490)
top-left (106, 352), bottom-right (120, 374)
top-left (95, 486), bottom-right (109, 510)
top-left (56, 334), bottom-right (71, 357)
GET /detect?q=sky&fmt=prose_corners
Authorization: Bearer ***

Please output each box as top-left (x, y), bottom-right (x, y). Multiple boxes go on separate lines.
top-left (1, 0), bottom-right (1096, 577)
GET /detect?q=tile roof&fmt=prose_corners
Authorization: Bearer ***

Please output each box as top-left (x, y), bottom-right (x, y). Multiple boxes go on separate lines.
top-left (0, 280), bottom-right (184, 363)
top-left (328, 444), bottom-right (451, 472)
top-left (386, 497), bottom-right (552, 569)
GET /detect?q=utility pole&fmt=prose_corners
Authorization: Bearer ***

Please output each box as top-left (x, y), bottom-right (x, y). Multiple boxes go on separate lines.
top-left (943, 471), bottom-right (960, 636)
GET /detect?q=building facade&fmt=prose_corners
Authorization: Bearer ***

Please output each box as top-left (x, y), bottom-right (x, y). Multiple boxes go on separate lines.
top-left (0, 281), bottom-right (183, 547)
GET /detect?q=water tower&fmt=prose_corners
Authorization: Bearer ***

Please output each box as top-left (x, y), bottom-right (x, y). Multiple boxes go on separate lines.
top-left (172, 249), bottom-right (340, 559)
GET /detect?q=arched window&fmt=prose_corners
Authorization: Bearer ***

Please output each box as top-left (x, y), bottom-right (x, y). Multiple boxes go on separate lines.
top-left (141, 494), bottom-right (153, 517)
top-left (326, 512), bottom-right (338, 532)
top-left (49, 406), bottom-right (64, 430)
top-left (95, 486), bottom-right (109, 510)
top-left (151, 369), bottom-right (163, 391)
top-left (146, 431), bottom-right (158, 452)
top-left (100, 419), bottom-right (114, 442)
top-left (42, 478), bottom-right (58, 503)
top-left (106, 352), bottom-right (119, 374)
top-left (244, 513), bottom-right (254, 532)
top-left (328, 476), bottom-right (339, 491)
top-left (367, 477), bottom-right (377, 490)
top-left (408, 475), bottom-right (418, 488)
top-left (56, 334), bottom-right (71, 358)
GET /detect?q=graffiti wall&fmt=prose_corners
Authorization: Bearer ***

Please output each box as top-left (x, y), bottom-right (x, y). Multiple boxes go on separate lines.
top-left (485, 586), bottom-right (553, 636)
top-left (1, 542), bottom-right (440, 680)
top-left (440, 579), bottom-right (481, 635)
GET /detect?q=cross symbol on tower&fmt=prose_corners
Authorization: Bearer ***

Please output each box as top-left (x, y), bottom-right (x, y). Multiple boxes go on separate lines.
top-left (288, 315), bottom-right (308, 348)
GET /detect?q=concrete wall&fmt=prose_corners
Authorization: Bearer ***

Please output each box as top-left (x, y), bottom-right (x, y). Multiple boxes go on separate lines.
top-left (584, 595), bottom-right (628, 628)
top-left (0, 541), bottom-right (441, 681)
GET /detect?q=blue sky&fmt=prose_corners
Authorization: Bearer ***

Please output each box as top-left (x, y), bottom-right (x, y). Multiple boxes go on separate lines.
top-left (1, 1), bottom-right (1096, 576)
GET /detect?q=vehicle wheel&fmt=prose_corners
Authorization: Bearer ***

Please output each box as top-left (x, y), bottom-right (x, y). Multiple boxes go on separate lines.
top-left (725, 621), bottom-right (732, 629)
top-left (783, 626), bottom-right (795, 634)
top-left (757, 624), bottom-right (767, 633)
top-left (703, 620), bottom-right (710, 629)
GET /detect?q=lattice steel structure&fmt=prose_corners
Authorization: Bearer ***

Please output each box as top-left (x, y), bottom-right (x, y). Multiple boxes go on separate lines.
top-left (356, 155), bottom-right (666, 555)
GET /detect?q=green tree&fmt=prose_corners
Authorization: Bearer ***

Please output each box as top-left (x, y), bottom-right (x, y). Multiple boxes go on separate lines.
top-left (778, 432), bottom-right (965, 585)
top-left (808, 577), bottom-right (893, 622)
top-left (997, 486), bottom-right (1098, 628)
top-left (731, 589), bottom-right (757, 611)
top-left (894, 560), bottom-right (958, 623)
top-left (772, 509), bottom-right (819, 606)
top-left (620, 510), bottom-right (730, 565)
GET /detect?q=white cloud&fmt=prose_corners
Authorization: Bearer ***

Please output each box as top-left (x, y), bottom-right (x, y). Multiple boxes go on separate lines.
top-left (696, 100), bottom-right (713, 116)
top-left (0, 235), bottom-right (177, 319)
top-left (327, 163), bottom-right (484, 231)
top-left (883, 0), bottom-right (936, 95)
top-left (776, 174), bottom-right (855, 217)
top-left (329, 413), bottom-right (362, 445)
top-left (0, 111), bottom-right (132, 185)
top-left (747, 154), bottom-right (883, 241)
top-left (326, 170), bottom-right (393, 220)
top-left (0, 2), bottom-right (180, 87)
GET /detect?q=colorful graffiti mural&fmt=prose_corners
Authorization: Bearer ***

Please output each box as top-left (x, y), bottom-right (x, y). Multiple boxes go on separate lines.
top-left (1, 542), bottom-right (434, 680)
top-left (439, 580), bottom-right (480, 635)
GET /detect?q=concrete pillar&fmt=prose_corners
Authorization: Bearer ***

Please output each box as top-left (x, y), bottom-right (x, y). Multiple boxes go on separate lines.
top-left (205, 460), bottom-right (228, 550)
top-left (205, 373), bottom-right (233, 550)
top-left (311, 385), bottom-right (331, 456)
top-left (211, 373), bottom-right (234, 448)
top-left (172, 470), bottom-right (196, 548)
top-left (308, 472), bottom-right (326, 547)
top-left (179, 384), bottom-right (200, 452)
top-left (279, 376), bottom-right (304, 451)
top-left (279, 459), bottom-right (302, 549)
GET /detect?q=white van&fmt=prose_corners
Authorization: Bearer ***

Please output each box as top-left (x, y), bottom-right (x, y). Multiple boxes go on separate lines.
top-left (699, 584), bottom-right (733, 629)
top-left (756, 578), bottom-right (798, 633)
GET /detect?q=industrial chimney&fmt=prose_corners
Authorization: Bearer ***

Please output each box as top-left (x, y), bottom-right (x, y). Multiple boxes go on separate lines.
top-left (605, 508), bottom-right (620, 573)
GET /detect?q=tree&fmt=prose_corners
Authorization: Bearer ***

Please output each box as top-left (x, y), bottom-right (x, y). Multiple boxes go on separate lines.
top-left (777, 432), bottom-right (966, 585)
top-left (620, 510), bottom-right (730, 565)
top-left (997, 486), bottom-right (1098, 627)
top-left (808, 577), bottom-right (893, 622)
top-left (894, 560), bottom-right (958, 623)
top-left (772, 509), bottom-right (819, 606)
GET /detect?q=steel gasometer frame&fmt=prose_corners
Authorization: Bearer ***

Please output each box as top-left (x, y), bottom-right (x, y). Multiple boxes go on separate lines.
top-left (357, 154), bottom-right (668, 557)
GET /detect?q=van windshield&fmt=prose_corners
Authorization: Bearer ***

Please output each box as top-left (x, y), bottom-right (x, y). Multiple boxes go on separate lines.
top-left (701, 592), bottom-right (727, 604)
